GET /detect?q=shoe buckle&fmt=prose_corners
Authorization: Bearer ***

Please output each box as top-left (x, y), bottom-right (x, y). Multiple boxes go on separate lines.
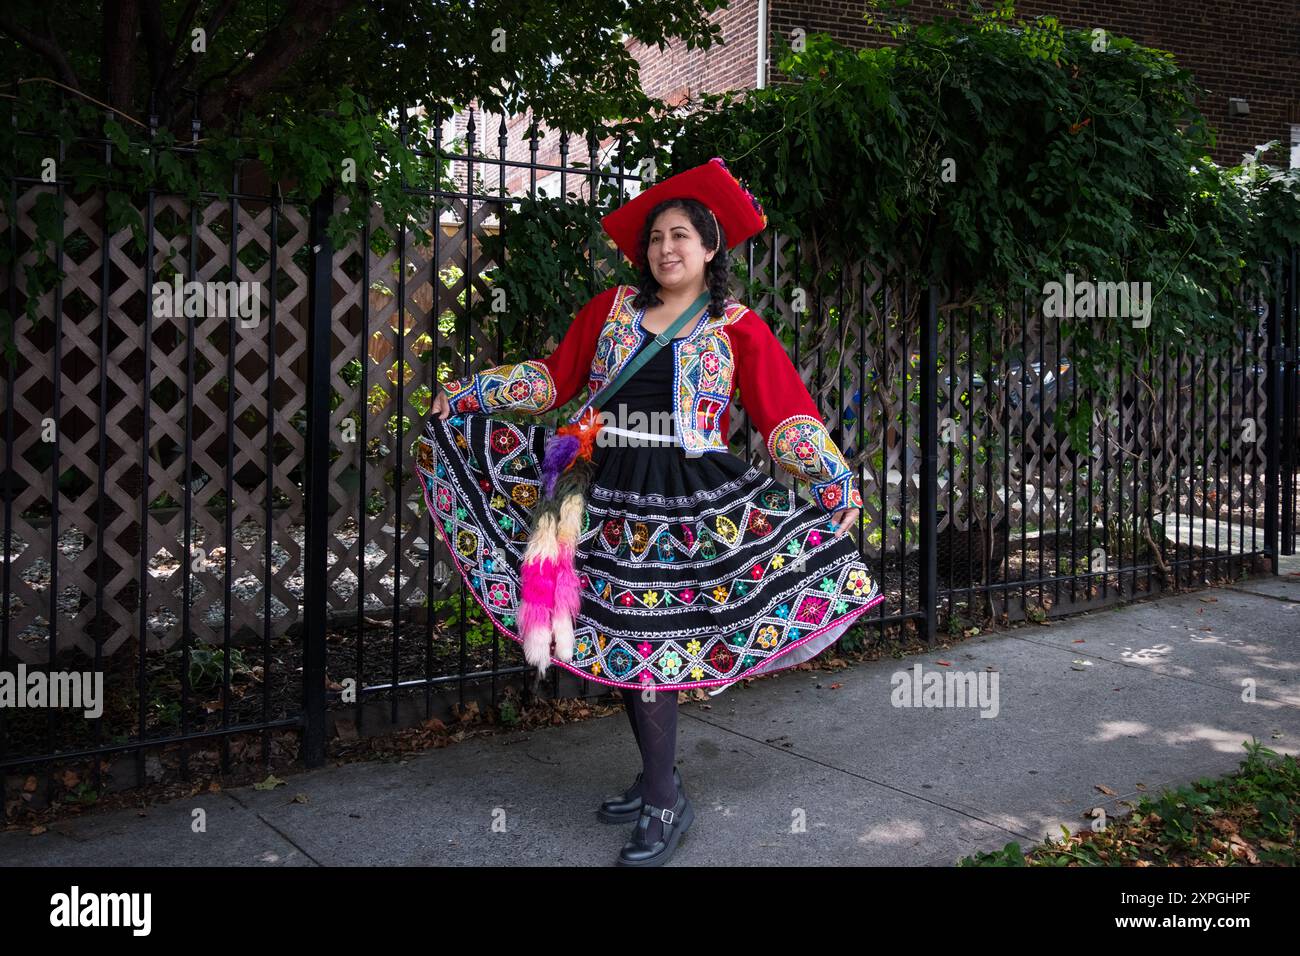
top-left (658, 807), bottom-right (675, 825)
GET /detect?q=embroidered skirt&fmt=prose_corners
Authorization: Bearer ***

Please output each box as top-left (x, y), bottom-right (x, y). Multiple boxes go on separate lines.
top-left (413, 412), bottom-right (886, 695)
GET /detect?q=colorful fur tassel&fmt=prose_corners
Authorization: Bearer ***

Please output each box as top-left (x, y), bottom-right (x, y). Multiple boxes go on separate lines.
top-left (518, 512), bottom-right (560, 673)
top-left (518, 410), bottom-right (602, 678)
top-left (540, 434), bottom-right (580, 498)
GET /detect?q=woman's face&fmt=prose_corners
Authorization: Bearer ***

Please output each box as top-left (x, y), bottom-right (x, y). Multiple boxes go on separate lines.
top-left (646, 207), bottom-right (713, 294)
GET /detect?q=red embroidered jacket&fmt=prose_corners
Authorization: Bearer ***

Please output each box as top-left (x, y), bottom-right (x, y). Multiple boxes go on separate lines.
top-left (440, 284), bottom-right (863, 513)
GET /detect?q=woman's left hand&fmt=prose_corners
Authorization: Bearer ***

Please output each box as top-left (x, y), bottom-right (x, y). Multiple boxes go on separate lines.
top-left (832, 507), bottom-right (859, 538)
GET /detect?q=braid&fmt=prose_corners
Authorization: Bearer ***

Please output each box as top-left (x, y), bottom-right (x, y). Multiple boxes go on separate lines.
top-left (706, 245), bottom-right (730, 318)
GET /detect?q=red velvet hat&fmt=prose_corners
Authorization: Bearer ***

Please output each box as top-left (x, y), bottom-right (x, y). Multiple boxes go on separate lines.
top-left (601, 156), bottom-right (769, 267)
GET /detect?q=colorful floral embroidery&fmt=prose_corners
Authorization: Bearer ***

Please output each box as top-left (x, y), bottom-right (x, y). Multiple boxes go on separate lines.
top-left (660, 651), bottom-right (682, 676)
top-left (607, 648), bottom-right (634, 677)
top-left (509, 483), bottom-right (538, 508)
top-left (767, 413), bottom-right (862, 514)
top-left (629, 522), bottom-right (651, 555)
top-left (491, 427), bottom-right (521, 454)
top-left (715, 514), bottom-right (739, 545)
top-left (444, 360), bottom-right (556, 415)
top-left (794, 595), bottom-right (830, 626)
top-left (846, 568), bottom-right (872, 596)
top-left (674, 330), bottom-right (737, 454)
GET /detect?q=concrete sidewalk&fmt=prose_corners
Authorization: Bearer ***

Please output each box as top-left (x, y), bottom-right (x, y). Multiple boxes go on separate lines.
top-left (5, 560), bottom-right (1298, 867)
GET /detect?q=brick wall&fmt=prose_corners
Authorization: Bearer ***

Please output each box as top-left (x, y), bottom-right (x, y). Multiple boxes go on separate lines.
top-left (489, 1), bottom-right (765, 198)
top-left (631, 0), bottom-right (762, 104)
top-left (765, 0), bottom-right (1299, 167)
top-left (465, 0), bottom-right (1297, 201)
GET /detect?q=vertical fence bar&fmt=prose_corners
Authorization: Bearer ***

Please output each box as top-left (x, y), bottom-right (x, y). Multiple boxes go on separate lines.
top-left (180, 188), bottom-right (199, 778)
top-left (856, 269), bottom-right (866, 566)
top-left (91, 115), bottom-right (108, 790)
top-left (53, 115), bottom-right (78, 783)
top-left (394, 113), bottom-right (409, 723)
top-left (1, 127), bottom-right (17, 784)
top-left (1214, 349), bottom-right (1224, 569)
top-left (1263, 256), bottom-right (1282, 569)
top-left (899, 273), bottom-right (909, 621)
top-left (423, 119), bottom-right (444, 712)
top-left (262, 189), bottom-right (280, 764)
top-left (1158, 327), bottom-right (1169, 586)
top-left (356, 204), bottom-right (370, 733)
top-left (1250, 284), bottom-right (1259, 562)
top-left (918, 283), bottom-right (938, 644)
top-left (221, 160), bottom-right (240, 773)
top-left (463, 113), bottom-right (477, 704)
top-left (1053, 305), bottom-right (1062, 604)
top-left (1198, 346), bottom-right (1209, 582)
top-left (965, 303), bottom-right (974, 603)
top-left (1069, 326), bottom-right (1079, 603)
top-left (1019, 292), bottom-right (1028, 614)
top-left (1281, 244), bottom-right (1298, 555)
top-left (1174, 341), bottom-right (1184, 586)
top-left (1000, 298), bottom-right (1011, 624)
top-left (1154, 335), bottom-right (1164, 590)
top-left (138, 138), bottom-right (157, 783)
top-left (301, 185), bottom-right (335, 767)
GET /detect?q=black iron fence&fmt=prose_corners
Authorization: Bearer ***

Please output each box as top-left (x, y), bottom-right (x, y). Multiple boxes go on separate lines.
top-left (2, 113), bottom-right (1297, 805)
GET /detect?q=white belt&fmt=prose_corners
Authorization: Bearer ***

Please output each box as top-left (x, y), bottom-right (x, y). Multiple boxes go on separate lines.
top-left (599, 424), bottom-right (681, 446)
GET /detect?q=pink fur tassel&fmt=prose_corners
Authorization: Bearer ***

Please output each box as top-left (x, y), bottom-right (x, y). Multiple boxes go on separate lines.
top-left (549, 493), bottom-right (585, 662)
top-left (519, 514), bottom-right (561, 675)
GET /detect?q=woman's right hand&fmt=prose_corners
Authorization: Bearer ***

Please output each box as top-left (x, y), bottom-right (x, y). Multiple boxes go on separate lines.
top-left (432, 389), bottom-right (451, 420)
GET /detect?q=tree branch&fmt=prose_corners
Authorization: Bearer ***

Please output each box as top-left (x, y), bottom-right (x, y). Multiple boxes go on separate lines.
top-left (0, 11), bottom-right (80, 89)
top-left (197, 0), bottom-right (358, 128)
top-left (157, 0), bottom-right (238, 128)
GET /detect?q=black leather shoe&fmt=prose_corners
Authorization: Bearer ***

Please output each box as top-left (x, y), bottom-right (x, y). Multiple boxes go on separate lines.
top-left (597, 766), bottom-right (682, 824)
top-left (616, 786), bottom-right (694, 867)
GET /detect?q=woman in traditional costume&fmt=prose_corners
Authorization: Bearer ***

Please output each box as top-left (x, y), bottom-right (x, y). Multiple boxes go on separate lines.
top-left (414, 157), bottom-right (885, 866)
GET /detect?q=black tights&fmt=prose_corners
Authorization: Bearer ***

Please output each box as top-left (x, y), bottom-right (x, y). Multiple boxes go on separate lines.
top-left (621, 687), bottom-right (679, 843)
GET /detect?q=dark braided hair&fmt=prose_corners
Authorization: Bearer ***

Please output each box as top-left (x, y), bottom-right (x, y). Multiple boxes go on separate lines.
top-left (629, 198), bottom-right (732, 319)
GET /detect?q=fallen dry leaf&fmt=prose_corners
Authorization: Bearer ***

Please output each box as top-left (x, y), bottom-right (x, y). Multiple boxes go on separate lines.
top-left (1095, 783), bottom-right (1118, 796)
